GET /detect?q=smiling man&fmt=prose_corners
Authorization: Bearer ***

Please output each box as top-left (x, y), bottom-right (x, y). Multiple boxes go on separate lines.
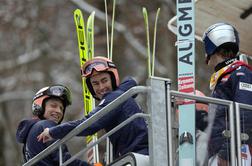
top-left (37, 56), bottom-right (149, 159)
top-left (16, 85), bottom-right (90, 166)
top-left (90, 71), bottom-right (113, 100)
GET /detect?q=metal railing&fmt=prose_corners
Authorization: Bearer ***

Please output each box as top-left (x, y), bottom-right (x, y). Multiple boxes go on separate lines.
top-left (63, 113), bottom-right (150, 166)
top-left (22, 77), bottom-right (252, 166)
top-left (167, 90), bottom-right (252, 166)
top-left (23, 86), bottom-right (149, 166)
top-left (235, 102), bottom-right (252, 166)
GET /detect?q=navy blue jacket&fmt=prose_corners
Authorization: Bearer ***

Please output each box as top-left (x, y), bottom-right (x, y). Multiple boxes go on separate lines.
top-left (208, 60), bottom-right (252, 160)
top-left (16, 119), bottom-right (90, 166)
top-left (49, 77), bottom-right (149, 158)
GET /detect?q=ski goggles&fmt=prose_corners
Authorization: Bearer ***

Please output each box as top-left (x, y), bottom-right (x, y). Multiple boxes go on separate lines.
top-left (34, 85), bottom-right (72, 105)
top-left (82, 60), bottom-right (116, 77)
top-left (48, 85), bottom-right (72, 105)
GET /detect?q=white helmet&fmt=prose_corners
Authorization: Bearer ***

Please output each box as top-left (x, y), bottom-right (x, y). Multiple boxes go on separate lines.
top-left (202, 23), bottom-right (239, 64)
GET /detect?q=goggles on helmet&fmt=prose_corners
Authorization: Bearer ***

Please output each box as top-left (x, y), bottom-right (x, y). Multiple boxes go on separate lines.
top-left (82, 60), bottom-right (116, 77)
top-left (33, 85), bottom-right (72, 106)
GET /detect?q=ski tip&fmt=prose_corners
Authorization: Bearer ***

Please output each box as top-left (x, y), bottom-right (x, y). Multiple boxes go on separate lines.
top-left (142, 7), bottom-right (147, 14)
top-left (91, 11), bottom-right (95, 16)
top-left (156, 8), bottom-right (161, 17)
top-left (74, 8), bottom-right (84, 18)
top-left (74, 8), bottom-right (81, 13)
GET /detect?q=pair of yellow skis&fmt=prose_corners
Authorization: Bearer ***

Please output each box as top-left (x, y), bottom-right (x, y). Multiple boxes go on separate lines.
top-left (74, 9), bottom-right (98, 164)
top-left (73, 0), bottom-right (117, 163)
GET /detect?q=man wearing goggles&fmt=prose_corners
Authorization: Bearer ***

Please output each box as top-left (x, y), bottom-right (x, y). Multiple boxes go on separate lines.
top-left (38, 56), bottom-right (149, 160)
top-left (16, 85), bottom-right (91, 166)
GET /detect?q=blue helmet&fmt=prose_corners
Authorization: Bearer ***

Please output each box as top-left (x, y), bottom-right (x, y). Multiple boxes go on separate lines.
top-left (202, 23), bottom-right (239, 64)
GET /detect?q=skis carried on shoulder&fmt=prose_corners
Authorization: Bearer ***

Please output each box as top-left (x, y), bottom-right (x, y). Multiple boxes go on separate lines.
top-left (74, 9), bottom-right (99, 164)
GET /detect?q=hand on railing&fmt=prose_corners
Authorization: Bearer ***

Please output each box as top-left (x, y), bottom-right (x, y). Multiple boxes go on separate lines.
top-left (37, 128), bottom-right (53, 143)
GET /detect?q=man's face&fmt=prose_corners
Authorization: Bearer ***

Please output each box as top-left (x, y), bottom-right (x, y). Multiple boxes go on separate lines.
top-left (90, 71), bottom-right (113, 100)
top-left (43, 98), bottom-right (64, 124)
top-left (208, 53), bottom-right (224, 69)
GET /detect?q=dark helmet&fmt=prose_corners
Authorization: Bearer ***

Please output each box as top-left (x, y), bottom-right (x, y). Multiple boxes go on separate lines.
top-left (32, 85), bottom-right (72, 123)
top-left (81, 56), bottom-right (120, 99)
top-left (202, 22), bottom-right (239, 64)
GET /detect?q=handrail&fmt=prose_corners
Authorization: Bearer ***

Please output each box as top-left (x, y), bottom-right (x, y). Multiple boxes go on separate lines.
top-left (169, 91), bottom-right (252, 166)
top-left (170, 90), bottom-right (233, 106)
top-left (169, 90), bottom-right (236, 165)
top-left (23, 86), bottom-right (150, 166)
top-left (63, 113), bottom-right (150, 166)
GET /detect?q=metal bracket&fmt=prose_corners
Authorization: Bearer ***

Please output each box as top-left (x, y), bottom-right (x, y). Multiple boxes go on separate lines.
top-left (222, 130), bottom-right (249, 141)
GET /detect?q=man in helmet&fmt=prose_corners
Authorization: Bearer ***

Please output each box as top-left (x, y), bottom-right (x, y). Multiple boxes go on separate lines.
top-left (37, 57), bottom-right (149, 159)
top-left (202, 22), bottom-right (252, 165)
top-left (16, 85), bottom-right (91, 166)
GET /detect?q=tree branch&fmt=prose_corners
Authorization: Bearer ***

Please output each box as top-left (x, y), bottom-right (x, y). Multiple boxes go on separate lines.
top-left (0, 44), bottom-right (48, 72)
top-left (0, 91), bottom-right (33, 103)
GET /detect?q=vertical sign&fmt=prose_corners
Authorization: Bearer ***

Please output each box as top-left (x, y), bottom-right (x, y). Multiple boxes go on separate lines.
top-left (176, 0), bottom-right (195, 165)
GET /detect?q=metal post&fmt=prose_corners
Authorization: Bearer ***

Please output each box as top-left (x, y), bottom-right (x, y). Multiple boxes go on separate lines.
top-left (229, 103), bottom-right (236, 166)
top-left (167, 79), bottom-right (174, 166)
top-left (59, 145), bottom-right (63, 166)
top-left (235, 102), bottom-right (252, 166)
top-left (235, 102), bottom-right (242, 166)
top-left (147, 77), bottom-right (171, 166)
